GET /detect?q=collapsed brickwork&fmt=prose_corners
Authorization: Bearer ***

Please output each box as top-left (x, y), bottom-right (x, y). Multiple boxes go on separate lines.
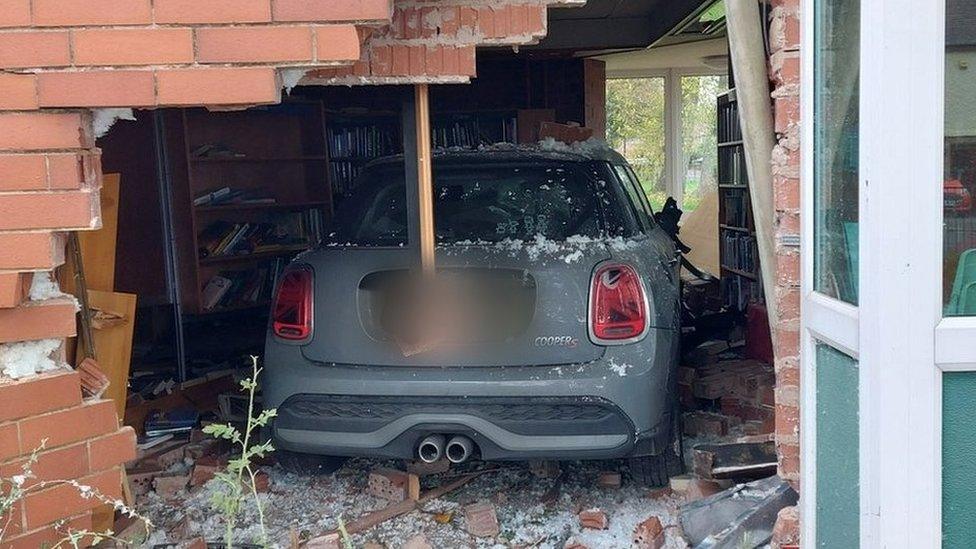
top-left (0, 1), bottom-right (571, 544)
top-left (768, 0), bottom-right (801, 544)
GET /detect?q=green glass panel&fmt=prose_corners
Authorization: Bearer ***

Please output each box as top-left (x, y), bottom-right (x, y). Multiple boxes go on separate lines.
top-left (813, 0), bottom-right (859, 304)
top-left (942, 372), bottom-right (976, 547)
top-left (816, 344), bottom-right (859, 548)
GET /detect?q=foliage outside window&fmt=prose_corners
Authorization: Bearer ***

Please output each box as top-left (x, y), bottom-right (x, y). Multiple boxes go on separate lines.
top-left (606, 77), bottom-right (668, 211)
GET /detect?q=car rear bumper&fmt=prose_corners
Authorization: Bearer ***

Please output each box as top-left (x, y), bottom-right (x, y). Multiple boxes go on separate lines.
top-left (264, 328), bottom-right (679, 460)
top-left (273, 394), bottom-right (660, 460)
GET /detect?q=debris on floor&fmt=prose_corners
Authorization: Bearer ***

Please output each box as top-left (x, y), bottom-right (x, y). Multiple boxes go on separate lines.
top-left (678, 476), bottom-right (798, 549)
top-left (133, 451), bottom-right (693, 548)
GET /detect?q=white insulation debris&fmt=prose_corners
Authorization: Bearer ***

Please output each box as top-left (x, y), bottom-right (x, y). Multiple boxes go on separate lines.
top-left (280, 69), bottom-right (308, 94)
top-left (92, 108), bottom-right (136, 138)
top-left (29, 272), bottom-right (71, 301)
top-left (0, 339), bottom-right (63, 380)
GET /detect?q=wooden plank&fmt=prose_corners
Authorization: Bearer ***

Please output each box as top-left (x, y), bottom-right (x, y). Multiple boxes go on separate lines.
top-left (80, 290), bottom-right (137, 420)
top-left (414, 84), bottom-right (435, 274)
top-left (61, 174), bottom-right (120, 294)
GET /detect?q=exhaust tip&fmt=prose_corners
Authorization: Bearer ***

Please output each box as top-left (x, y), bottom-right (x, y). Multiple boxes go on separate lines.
top-left (417, 434), bottom-right (446, 463)
top-left (446, 435), bottom-right (475, 464)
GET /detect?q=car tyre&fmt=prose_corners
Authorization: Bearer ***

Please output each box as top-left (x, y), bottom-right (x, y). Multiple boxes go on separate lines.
top-left (628, 405), bottom-right (685, 487)
top-left (276, 449), bottom-right (345, 476)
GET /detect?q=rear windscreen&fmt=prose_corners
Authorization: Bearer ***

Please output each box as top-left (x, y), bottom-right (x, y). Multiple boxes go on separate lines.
top-left (327, 162), bottom-right (604, 246)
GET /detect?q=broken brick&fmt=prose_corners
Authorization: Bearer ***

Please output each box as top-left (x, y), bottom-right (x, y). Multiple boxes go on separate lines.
top-left (126, 467), bottom-right (162, 496)
top-left (183, 538), bottom-right (208, 549)
top-left (579, 508), bottom-right (609, 530)
top-left (647, 486), bottom-right (673, 500)
top-left (683, 411), bottom-right (736, 437)
top-left (305, 533), bottom-right (341, 549)
top-left (189, 462), bottom-right (219, 487)
top-left (254, 470), bottom-right (270, 493)
top-left (367, 467), bottom-right (418, 502)
top-left (771, 505), bottom-right (799, 548)
top-left (406, 458), bottom-right (450, 476)
top-left (153, 472), bottom-right (189, 498)
top-left (597, 471), bottom-right (621, 488)
top-left (669, 475), bottom-right (726, 501)
top-left (632, 516), bottom-right (665, 549)
top-left (564, 539), bottom-right (589, 549)
top-left (463, 500), bottom-right (500, 538)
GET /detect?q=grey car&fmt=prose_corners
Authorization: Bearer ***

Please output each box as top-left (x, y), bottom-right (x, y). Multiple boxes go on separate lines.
top-left (263, 144), bottom-right (683, 486)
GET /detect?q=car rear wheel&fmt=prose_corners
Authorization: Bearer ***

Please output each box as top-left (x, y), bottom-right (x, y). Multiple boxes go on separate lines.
top-left (276, 449), bottom-right (345, 476)
top-left (628, 406), bottom-right (684, 487)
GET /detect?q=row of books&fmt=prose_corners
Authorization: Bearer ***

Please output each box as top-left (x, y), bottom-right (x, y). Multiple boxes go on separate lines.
top-left (193, 186), bottom-right (275, 207)
top-left (722, 274), bottom-right (763, 312)
top-left (721, 232), bottom-right (759, 273)
top-left (197, 211), bottom-right (323, 259)
top-left (431, 117), bottom-right (518, 149)
top-left (200, 264), bottom-right (283, 311)
top-left (721, 188), bottom-right (752, 227)
top-left (329, 160), bottom-right (367, 196)
top-left (718, 146), bottom-right (749, 186)
top-left (718, 100), bottom-right (743, 143)
top-left (328, 124), bottom-right (401, 159)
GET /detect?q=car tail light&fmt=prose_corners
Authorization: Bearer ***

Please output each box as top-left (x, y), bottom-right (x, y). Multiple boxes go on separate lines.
top-left (589, 263), bottom-right (647, 344)
top-left (272, 267), bottom-right (313, 340)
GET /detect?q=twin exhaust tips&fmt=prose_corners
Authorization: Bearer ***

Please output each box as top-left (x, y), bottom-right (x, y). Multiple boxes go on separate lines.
top-left (417, 434), bottom-right (475, 464)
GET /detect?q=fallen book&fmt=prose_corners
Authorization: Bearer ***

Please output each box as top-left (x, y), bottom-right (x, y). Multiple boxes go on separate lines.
top-left (145, 408), bottom-right (200, 437)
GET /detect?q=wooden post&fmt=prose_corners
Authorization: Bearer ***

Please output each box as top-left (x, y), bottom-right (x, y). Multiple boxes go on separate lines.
top-left (414, 84), bottom-right (436, 274)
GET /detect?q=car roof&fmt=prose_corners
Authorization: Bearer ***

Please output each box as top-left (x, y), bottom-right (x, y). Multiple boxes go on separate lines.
top-left (364, 139), bottom-right (629, 170)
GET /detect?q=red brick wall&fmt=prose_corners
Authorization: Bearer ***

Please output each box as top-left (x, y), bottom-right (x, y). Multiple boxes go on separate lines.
top-left (0, 371), bottom-right (135, 548)
top-left (769, 0), bottom-right (801, 544)
top-left (0, 0), bottom-right (568, 541)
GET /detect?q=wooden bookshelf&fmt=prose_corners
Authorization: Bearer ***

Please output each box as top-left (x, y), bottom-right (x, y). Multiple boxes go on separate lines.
top-left (717, 88), bottom-right (763, 311)
top-left (165, 101), bottom-right (333, 315)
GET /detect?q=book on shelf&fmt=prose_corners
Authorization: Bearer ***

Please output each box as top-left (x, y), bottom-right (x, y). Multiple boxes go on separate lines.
top-left (722, 274), bottom-right (763, 312)
top-left (200, 259), bottom-right (287, 312)
top-left (201, 275), bottom-right (233, 310)
top-left (721, 231), bottom-right (758, 273)
top-left (193, 186), bottom-right (276, 207)
top-left (196, 210), bottom-right (323, 259)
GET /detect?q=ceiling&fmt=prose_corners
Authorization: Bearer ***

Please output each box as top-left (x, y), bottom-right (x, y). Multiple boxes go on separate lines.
top-left (533, 0), bottom-right (721, 52)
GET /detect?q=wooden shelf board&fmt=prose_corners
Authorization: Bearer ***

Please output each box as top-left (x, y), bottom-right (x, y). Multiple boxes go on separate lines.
top-left (720, 224), bottom-right (753, 234)
top-left (190, 156), bottom-right (327, 163)
top-left (196, 302), bottom-right (271, 316)
top-left (195, 201), bottom-right (328, 213)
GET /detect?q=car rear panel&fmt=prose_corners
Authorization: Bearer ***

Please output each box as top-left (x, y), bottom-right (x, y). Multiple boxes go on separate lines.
top-left (297, 241), bottom-right (612, 367)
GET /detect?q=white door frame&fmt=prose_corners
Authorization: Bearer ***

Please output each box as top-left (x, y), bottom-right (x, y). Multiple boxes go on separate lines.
top-left (801, 0), bottom-right (946, 545)
top-left (798, 0), bottom-right (863, 544)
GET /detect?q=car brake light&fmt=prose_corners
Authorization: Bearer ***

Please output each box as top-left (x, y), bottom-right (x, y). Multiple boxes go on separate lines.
top-left (272, 267), bottom-right (313, 340)
top-left (589, 263), bottom-right (647, 344)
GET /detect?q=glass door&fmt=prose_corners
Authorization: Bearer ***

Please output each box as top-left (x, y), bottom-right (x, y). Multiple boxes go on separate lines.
top-left (801, 0), bottom-right (862, 546)
top-left (940, 1), bottom-right (976, 545)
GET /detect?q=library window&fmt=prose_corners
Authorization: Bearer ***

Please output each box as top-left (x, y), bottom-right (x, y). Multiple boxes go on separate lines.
top-left (813, 0), bottom-right (860, 304)
top-left (606, 76), bottom-right (668, 211)
top-left (680, 74), bottom-right (727, 212)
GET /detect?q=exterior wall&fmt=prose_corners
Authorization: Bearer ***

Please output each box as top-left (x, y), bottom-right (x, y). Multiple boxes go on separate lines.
top-left (0, 370), bottom-right (135, 548)
top-left (769, 0), bottom-right (802, 545)
top-left (0, 0), bottom-right (568, 542)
